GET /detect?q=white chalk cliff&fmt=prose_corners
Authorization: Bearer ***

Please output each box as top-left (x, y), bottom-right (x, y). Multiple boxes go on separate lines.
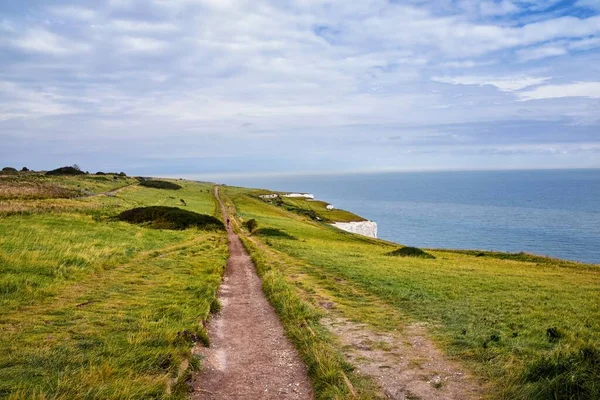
top-left (331, 221), bottom-right (378, 238)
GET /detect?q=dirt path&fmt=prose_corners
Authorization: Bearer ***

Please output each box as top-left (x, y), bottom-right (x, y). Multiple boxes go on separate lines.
top-left (191, 187), bottom-right (313, 400)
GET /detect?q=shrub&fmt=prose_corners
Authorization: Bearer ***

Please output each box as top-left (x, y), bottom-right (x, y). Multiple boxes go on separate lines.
top-left (387, 246), bottom-right (435, 259)
top-left (139, 180), bottom-right (182, 190)
top-left (95, 172), bottom-right (106, 175)
top-left (244, 219), bottom-right (258, 233)
top-left (21, 167), bottom-right (29, 172)
top-left (46, 166), bottom-right (85, 176)
top-left (253, 228), bottom-right (297, 240)
top-left (117, 206), bottom-right (224, 230)
top-left (1, 167), bottom-right (18, 175)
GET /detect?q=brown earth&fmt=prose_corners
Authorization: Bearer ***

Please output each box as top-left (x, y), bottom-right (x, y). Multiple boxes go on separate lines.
top-left (322, 317), bottom-right (484, 400)
top-left (191, 187), bottom-right (313, 400)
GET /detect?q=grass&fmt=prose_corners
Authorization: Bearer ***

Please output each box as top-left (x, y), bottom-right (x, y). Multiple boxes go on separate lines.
top-left (224, 185), bottom-right (600, 399)
top-left (0, 175), bottom-right (228, 399)
top-left (257, 195), bottom-right (365, 223)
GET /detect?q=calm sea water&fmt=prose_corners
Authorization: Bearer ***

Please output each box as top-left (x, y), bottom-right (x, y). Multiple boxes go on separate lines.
top-left (222, 169), bottom-right (600, 264)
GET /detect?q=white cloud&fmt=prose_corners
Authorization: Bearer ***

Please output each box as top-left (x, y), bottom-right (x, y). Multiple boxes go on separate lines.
top-left (432, 75), bottom-right (551, 92)
top-left (518, 82), bottom-right (600, 100)
top-left (109, 19), bottom-right (179, 33)
top-left (118, 36), bottom-right (169, 53)
top-left (517, 44), bottom-right (568, 61)
top-left (479, 0), bottom-right (519, 16)
top-left (49, 6), bottom-right (96, 21)
top-left (10, 28), bottom-right (90, 55)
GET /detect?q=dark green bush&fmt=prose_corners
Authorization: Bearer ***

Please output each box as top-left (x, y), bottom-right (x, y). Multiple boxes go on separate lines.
top-left (253, 228), bottom-right (297, 240)
top-left (1, 167), bottom-right (18, 175)
top-left (46, 166), bottom-right (85, 176)
top-left (95, 172), bottom-right (106, 175)
top-left (387, 246), bottom-right (435, 259)
top-left (117, 206), bottom-right (224, 230)
top-left (244, 219), bottom-right (258, 233)
top-left (139, 180), bottom-right (182, 190)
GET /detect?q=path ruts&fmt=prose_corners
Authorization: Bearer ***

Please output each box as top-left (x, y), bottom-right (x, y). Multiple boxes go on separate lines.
top-left (192, 187), bottom-right (313, 400)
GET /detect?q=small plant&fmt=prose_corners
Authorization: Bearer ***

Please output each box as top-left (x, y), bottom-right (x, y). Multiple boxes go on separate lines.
top-left (244, 218), bottom-right (258, 233)
top-left (546, 326), bottom-right (565, 343)
top-left (139, 179), bottom-right (182, 190)
top-left (387, 246), bottom-right (435, 259)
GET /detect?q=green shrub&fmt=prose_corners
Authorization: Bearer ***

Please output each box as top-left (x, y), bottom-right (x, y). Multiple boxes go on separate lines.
top-left (139, 180), bottom-right (182, 190)
top-left (46, 166), bottom-right (85, 176)
top-left (387, 246), bottom-right (435, 259)
top-left (1, 167), bottom-right (18, 175)
top-left (244, 218), bottom-right (258, 233)
top-left (117, 206), bottom-right (224, 230)
top-left (253, 228), bottom-right (297, 240)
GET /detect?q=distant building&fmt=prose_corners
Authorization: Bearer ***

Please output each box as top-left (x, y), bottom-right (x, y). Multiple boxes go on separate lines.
top-left (326, 204), bottom-right (334, 210)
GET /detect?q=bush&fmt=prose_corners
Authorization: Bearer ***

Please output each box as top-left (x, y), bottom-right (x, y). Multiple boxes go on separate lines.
top-left (21, 167), bottom-right (29, 172)
top-left (244, 219), bottom-right (258, 233)
top-left (139, 180), bottom-right (182, 190)
top-left (117, 206), bottom-right (224, 230)
top-left (95, 172), bottom-right (106, 175)
top-left (1, 167), bottom-right (18, 175)
top-left (387, 246), bottom-right (435, 259)
top-left (253, 228), bottom-right (297, 240)
top-left (523, 344), bottom-right (600, 399)
top-left (46, 166), bottom-right (86, 176)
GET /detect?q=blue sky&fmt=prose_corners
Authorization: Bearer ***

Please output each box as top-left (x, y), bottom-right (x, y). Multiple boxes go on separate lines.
top-left (1, 0), bottom-right (599, 177)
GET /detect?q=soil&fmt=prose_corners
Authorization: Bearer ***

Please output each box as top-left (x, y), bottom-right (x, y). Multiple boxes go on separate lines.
top-left (322, 317), bottom-right (484, 400)
top-left (191, 188), bottom-right (313, 400)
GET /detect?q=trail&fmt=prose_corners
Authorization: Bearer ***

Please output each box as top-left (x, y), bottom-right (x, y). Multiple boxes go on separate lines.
top-left (192, 187), bottom-right (313, 400)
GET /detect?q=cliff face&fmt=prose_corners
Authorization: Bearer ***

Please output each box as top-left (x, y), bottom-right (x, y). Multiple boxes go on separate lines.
top-left (331, 221), bottom-right (378, 238)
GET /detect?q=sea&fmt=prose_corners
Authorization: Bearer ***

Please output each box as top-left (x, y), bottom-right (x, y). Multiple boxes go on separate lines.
top-left (220, 169), bottom-right (600, 265)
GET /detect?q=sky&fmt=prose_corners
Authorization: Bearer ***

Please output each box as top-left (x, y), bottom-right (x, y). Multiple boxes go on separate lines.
top-left (1, 0), bottom-right (600, 177)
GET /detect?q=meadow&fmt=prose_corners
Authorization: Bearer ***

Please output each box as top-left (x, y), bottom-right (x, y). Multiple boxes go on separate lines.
top-left (224, 186), bottom-right (600, 399)
top-left (0, 174), bottom-right (228, 399)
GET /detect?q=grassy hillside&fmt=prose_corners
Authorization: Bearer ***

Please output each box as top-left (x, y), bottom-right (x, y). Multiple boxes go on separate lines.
top-left (224, 186), bottom-right (600, 399)
top-left (0, 175), bottom-right (228, 399)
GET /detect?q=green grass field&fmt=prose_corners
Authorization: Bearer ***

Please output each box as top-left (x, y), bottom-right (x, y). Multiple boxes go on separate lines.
top-left (0, 175), bottom-right (227, 399)
top-left (225, 185), bottom-right (600, 399)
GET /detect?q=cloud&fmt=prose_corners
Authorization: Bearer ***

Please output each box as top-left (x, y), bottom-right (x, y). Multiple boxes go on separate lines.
top-left (479, 0), bottom-right (519, 16)
top-left (1, 0), bottom-right (600, 173)
top-left (517, 44), bottom-right (568, 61)
top-left (48, 6), bottom-right (96, 21)
top-left (117, 36), bottom-right (169, 53)
top-left (432, 75), bottom-right (551, 92)
top-left (518, 82), bottom-right (600, 100)
top-left (109, 19), bottom-right (179, 33)
top-left (9, 28), bottom-right (90, 55)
